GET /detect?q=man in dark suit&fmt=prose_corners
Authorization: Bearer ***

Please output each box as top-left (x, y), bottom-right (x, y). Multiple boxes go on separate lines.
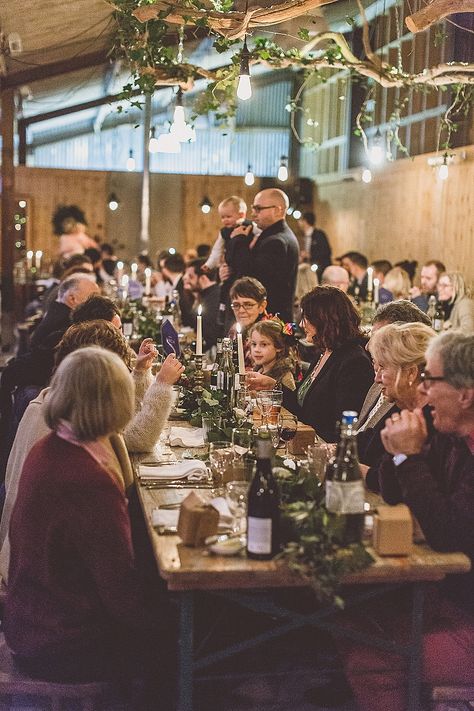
top-left (298, 211), bottom-right (332, 281)
top-left (159, 252), bottom-right (194, 328)
top-left (340, 251), bottom-right (369, 303)
top-left (230, 188), bottom-right (299, 322)
top-left (183, 259), bottom-right (221, 350)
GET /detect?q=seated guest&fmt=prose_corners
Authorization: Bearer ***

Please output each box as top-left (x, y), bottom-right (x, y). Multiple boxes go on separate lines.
top-left (248, 320), bottom-right (298, 391)
top-left (359, 321), bottom-right (435, 468)
top-left (383, 266), bottom-right (411, 300)
top-left (247, 286), bottom-right (373, 442)
top-left (99, 242), bottom-right (117, 278)
top-left (197, 243), bottom-right (211, 259)
top-left (411, 259), bottom-right (446, 312)
top-left (159, 252), bottom-right (194, 327)
top-left (339, 251), bottom-right (369, 302)
top-left (370, 259), bottom-right (392, 285)
top-left (71, 294), bottom-right (122, 329)
top-left (321, 265), bottom-right (350, 292)
top-left (394, 259), bottom-right (417, 285)
top-left (0, 320), bottom-right (184, 583)
top-left (340, 331), bottom-right (474, 710)
top-left (437, 271), bottom-right (474, 333)
top-left (183, 259), bottom-right (221, 349)
top-left (4, 348), bottom-right (171, 705)
top-left (41, 254), bottom-right (95, 312)
top-left (357, 300), bottom-right (431, 433)
top-left (228, 277), bottom-right (269, 367)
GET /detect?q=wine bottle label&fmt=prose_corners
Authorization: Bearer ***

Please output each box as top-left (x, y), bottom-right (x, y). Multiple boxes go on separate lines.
top-left (247, 517), bottom-right (272, 554)
top-left (325, 480), bottom-right (365, 514)
top-left (433, 319), bottom-right (443, 331)
top-left (123, 322), bottom-right (133, 337)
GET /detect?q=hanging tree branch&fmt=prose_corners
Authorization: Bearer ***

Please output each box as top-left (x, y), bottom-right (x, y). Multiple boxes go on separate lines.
top-left (405, 0), bottom-right (474, 33)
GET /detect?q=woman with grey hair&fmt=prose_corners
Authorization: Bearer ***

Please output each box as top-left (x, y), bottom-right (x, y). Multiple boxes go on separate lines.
top-left (437, 271), bottom-right (474, 333)
top-left (4, 347), bottom-right (167, 705)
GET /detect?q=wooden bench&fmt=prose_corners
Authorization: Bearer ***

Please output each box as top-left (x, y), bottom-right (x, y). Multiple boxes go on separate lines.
top-left (0, 633), bottom-right (119, 711)
top-left (432, 685), bottom-right (474, 710)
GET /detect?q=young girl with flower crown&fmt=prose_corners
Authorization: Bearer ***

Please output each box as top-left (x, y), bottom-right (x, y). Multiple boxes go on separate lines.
top-left (248, 320), bottom-right (299, 391)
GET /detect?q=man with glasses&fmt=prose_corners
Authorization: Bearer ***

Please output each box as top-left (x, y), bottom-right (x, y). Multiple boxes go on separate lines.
top-left (232, 188), bottom-right (299, 322)
top-left (340, 330), bottom-right (474, 710)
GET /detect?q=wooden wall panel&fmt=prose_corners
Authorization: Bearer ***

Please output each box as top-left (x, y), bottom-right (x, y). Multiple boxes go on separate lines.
top-left (315, 146), bottom-right (474, 286)
top-left (14, 166), bottom-right (107, 261)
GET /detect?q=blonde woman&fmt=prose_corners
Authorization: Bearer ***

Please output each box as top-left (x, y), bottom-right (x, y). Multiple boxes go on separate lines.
top-left (4, 348), bottom-right (165, 704)
top-left (361, 321), bottom-right (435, 483)
top-left (383, 266), bottom-right (411, 300)
top-left (437, 271), bottom-right (474, 333)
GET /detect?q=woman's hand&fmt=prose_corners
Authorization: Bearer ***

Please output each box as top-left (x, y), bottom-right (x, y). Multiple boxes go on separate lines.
top-left (381, 408), bottom-right (427, 455)
top-left (156, 353), bottom-right (185, 386)
top-left (246, 372), bottom-right (277, 391)
top-left (135, 338), bottom-right (157, 372)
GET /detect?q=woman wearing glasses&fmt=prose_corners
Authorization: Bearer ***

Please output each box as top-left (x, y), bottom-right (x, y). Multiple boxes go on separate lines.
top-left (228, 277), bottom-right (270, 368)
top-left (437, 271), bottom-right (474, 333)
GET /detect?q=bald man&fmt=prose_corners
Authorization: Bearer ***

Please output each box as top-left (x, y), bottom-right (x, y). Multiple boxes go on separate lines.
top-left (231, 188), bottom-right (299, 321)
top-left (321, 265), bottom-right (350, 292)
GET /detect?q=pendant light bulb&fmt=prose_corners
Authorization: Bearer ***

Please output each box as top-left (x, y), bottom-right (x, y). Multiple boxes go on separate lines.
top-left (244, 164), bottom-right (255, 186)
top-left (439, 154), bottom-right (449, 180)
top-left (126, 149), bottom-right (136, 171)
top-left (369, 128), bottom-right (384, 166)
top-left (173, 88), bottom-right (186, 126)
top-left (149, 126), bottom-right (160, 153)
top-left (277, 156), bottom-right (288, 182)
top-left (237, 38), bottom-right (252, 101)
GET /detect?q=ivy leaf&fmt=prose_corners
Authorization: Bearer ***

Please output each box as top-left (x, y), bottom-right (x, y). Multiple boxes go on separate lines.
top-left (298, 27), bottom-right (310, 41)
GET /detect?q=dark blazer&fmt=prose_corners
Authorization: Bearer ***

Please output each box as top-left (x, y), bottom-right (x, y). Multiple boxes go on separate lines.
top-left (309, 228), bottom-right (331, 279)
top-left (357, 403), bottom-right (399, 466)
top-left (234, 220), bottom-right (299, 322)
top-left (283, 340), bottom-right (373, 442)
top-left (29, 301), bottom-right (71, 350)
top-left (174, 276), bottom-right (195, 328)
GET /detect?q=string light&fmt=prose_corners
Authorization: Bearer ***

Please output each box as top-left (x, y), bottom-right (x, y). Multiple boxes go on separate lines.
top-left (244, 164), bottom-right (255, 186)
top-left (277, 156), bottom-right (289, 182)
top-left (108, 193), bottom-right (119, 211)
top-left (126, 149), bottom-right (136, 171)
top-left (237, 37), bottom-right (252, 101)
top-left (293, 209), bottom-right (302, 220)
top-left (439, 154), bottom-right (449, 180)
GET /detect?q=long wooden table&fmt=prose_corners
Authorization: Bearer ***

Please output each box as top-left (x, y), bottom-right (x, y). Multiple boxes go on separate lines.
top-left (136, 474), bottom-right (470, 711)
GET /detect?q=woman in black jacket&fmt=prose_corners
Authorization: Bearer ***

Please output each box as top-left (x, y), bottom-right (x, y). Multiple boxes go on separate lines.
top-left (247, 285), bottom-right (374, 442)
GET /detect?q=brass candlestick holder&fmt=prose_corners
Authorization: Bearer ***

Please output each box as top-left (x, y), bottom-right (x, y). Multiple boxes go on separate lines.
top-left (193, 354), bottom-right (205, 395)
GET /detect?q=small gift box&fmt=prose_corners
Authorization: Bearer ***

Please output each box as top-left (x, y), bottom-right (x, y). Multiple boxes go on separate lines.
top-left (373, 504), bottom-right (413, 556)
top-left (177, 492), bottom-right (219, 546)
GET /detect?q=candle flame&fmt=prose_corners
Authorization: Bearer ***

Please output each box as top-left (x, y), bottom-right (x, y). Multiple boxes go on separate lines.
top-left (197, 304), bottom-right (202, 316)
top-left (236, 322), bottom-right (242, 334)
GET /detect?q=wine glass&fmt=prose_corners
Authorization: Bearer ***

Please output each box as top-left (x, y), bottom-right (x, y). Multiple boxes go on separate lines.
top-left (231, 428), bottom-right (252, 460)
top-left (225, 480), bottom-right (249, 533)
top-left (266, 416), bottom-right (282, 449)
top-left (256, 390), bottom-right (274, 426)
top-left (280, 414), bottom-right (298, 458)
top-left (268, 389), bottom-right (283, 426)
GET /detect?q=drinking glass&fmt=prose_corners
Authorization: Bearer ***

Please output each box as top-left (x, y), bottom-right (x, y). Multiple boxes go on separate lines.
top-left (202, 415), bottom-right (223, 444)
top-left (256, 390), bottom-right (274, 426)
top-left (268, 389), bottom-right (283, 425)
top-left (209, 441), bottom-right (234, 490)
top-left (231, 428), bottom-right (253, 459)
top-left (280, 414), bottom-right (298, 458)
top-left (225, 480), bottom-right (249, 533)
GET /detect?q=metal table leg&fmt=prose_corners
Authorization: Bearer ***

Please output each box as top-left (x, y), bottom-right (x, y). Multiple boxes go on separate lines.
top-left (407, 582), bottom-right (424, 711)
top-left (177, 591), bottom-right (194, 711)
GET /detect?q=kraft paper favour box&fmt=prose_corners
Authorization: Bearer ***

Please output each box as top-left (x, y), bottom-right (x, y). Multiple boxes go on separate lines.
top-left (177, 491), bottom-right (219, 546)
top-left (373, 504), bottom-right (413, 556)
top-left (288, 423), bottom-right (316, 455)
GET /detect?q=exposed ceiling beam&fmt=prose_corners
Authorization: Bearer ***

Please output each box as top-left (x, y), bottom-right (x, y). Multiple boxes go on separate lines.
top-left (0, 48), bottom-right (110, 90)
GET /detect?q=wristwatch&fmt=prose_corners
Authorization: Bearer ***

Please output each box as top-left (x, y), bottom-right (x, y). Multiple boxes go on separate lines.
top-left (393, 453), bottom-right (408, 466)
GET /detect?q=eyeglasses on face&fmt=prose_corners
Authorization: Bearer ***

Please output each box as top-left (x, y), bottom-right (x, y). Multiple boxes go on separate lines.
top-left (251, 205), bottom-right (277, 213)
top-left (420, 371), bottom-right (446, 385)
top-left (231, 301), bottom-right (259, 311)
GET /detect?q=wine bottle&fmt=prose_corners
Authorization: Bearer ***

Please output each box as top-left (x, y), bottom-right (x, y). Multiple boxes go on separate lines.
top-left (433, 301), bottom-right (445, 333)
top-left (246, 432), bottom-right (280, 560)
top-left (325, 410), bottom-right (365, 545)
top-left (170, 289), bottom-right (182, 331)
top-left (210, 339), bottom-right (223, 391)
top-left (427, 295), bottom-right (437, 325)
top-left (121, 303), bottom-right (136, 340)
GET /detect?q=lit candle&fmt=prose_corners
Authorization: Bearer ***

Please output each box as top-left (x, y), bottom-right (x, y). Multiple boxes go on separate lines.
top-left (131, 262), bottom-right (138, 280)
top-left (367, 266), bottom-right (373, 294)
top-left (121, 274), bottom-right (129, 301)
top-left (26, 250), bottom-right (33, 270)
top-left (236, 322), bottom-right (245, 374)
top-left (196, 304), bottom-right (203, 355)
top-left (374, 277), bottom-right (380, 304)
top-left (144, 267), bottom-right (152, 295)
top-left (116, 260), bottom-right (124, 283)
top-left (35, 250), bottom-right (43, 272)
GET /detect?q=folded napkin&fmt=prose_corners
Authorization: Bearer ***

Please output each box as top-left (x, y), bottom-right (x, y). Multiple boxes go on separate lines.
top-left (138, 459), bottom-right (208, 480)
top-left (152, 508), bottom-right (179, 529)
top-left (169, 426), bottom-right (205, 448)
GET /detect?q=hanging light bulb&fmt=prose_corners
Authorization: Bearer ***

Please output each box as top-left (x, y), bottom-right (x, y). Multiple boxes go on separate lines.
top-left (149, 126), bottom-right (160, 153)
top-left (172, 88), bottom-right (186, 126)
top-left (277, 156), bottom-right (289, 182)
top-left (200, 196), bottom-right (212, 214)
top-left (293, 209), bottom-right (302, 220)
top-left (362, 168), bottom-right (372, 183)
top-left (237, 37), bottom-right (252, 101)
top-left (244, 164), bottom-right (255, 186)
top-left (126, 149), bottom-right (136, 171)
top-left (438, 154), bottom-right (449, 180)
top-left (108, 192), bottom-right (119, 211)
top-left (156, 131), bottom-right (181, 153)
top-left (369, 128), bottom-right (384, 165)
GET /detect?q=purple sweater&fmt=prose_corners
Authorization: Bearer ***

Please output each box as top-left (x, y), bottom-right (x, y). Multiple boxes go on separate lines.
top-left (5, 434), bottom-right (152, 658)
top-left (372, 432), bottom-right (474, 610)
